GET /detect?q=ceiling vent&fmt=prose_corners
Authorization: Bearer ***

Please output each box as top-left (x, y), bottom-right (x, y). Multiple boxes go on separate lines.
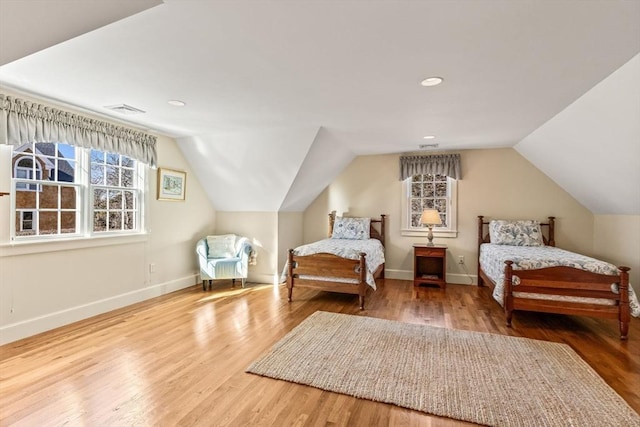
top-left (419, 143), bottom-right (439, 149)
top-left (104, 104), bottom-right (146, 115)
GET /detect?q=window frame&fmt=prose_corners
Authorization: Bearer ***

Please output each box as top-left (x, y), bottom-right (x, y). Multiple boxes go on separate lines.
top-left (400, 175), bottom-right (458, 238)
top-left (9, 143), bottom-right (146, 242)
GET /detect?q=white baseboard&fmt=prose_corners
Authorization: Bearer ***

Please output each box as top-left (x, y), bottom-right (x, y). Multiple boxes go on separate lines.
top-left (384, 269), bottom-right (476, 285)
top-left (0, 274), bottom-right (198, 345)
top-left (248, 272), bottom-right (279, 285)
top-left (446, 273), bottom-right (477, 286)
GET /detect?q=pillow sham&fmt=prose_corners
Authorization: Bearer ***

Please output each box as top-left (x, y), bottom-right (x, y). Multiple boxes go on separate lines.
top-left (489, 220), bottom-right (544, 246)
top-left (331, 216), bottom-right (371, 240)
top-left (206, 234), bottom-right (237, 258)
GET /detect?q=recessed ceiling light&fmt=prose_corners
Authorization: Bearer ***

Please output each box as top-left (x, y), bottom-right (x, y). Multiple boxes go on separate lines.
top-left (168, 100), bottom-right (186, 107)
top-left (420, 77), bottom-right (444, 87)
top-left (423, 135), bottom-right (436, 140)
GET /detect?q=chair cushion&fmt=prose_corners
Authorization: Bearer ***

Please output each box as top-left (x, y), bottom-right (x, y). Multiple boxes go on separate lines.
top-left (206, 234), bottom-right (237, 258)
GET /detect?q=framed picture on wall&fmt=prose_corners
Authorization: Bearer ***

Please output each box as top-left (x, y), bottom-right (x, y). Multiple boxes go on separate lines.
top-left (157, 168), bottom-right (186, 201)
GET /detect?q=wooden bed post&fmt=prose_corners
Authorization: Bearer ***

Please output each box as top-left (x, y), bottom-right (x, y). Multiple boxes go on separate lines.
top-left (358, 252), bottom-right (367, 310)
top-left (287, 249), bottom-right (294, 302)
top-left (548, 216), bottom-right (556, 247)
top-left (380, 214), bottom-right (386, 247)
top-left (619, 266), bottom-right (630, 340)
top-left (477, 216), bottom-right (485, 287)
top-left (504, 260), bottom-right (514, 327)
top-left (328, 211), bottom-right (337, 237)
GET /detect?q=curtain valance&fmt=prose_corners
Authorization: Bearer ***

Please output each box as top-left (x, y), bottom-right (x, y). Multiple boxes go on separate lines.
top-left (0, 94), bottom-right (157, 167)
top-left (399, 153), bottom-right (461, 180)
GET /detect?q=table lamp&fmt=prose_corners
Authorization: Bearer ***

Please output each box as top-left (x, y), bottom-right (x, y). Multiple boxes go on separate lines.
top-left (420, 209), bottom-right (442, 246)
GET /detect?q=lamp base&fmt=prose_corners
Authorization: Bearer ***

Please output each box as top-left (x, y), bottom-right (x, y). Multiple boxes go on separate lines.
top-left (426, 225), bottom-right (435, 246)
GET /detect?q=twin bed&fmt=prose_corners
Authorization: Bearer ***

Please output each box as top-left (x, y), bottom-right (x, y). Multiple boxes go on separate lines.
top-left (285, 212), bottom-right (386, 310)
top-left (478, 216), bottom-right (639, 340)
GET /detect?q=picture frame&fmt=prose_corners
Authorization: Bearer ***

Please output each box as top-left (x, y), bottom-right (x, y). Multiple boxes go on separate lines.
top-left (157, 168), bottom-right (186, 201)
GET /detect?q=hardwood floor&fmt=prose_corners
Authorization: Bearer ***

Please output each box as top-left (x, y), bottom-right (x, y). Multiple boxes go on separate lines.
top-left (1, 279), bottom-right (639, 426)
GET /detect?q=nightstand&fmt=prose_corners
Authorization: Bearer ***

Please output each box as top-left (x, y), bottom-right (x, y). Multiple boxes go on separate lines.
top-left (413, 244), bottom-right (447, 289)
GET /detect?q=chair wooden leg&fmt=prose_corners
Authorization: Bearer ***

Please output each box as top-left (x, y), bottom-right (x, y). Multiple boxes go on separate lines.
top-left (202, 281), bottom-right (206, 291)
top-left (208, 280), bottom-right (212, 290)
top-left (232, 279), bottom-right (235, 288)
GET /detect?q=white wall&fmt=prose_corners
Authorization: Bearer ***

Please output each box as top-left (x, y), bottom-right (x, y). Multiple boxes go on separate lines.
top-left (516, 54), bottom-right (640, 215)
top-left (212, 211), bottom-right (304, 285)
top-left (593, 215), bottom-right (640, 287)
top-left (277, 211), bottom-right (304, 272)
top-left (215, 211), bottom-right (279, 284)
top-left (304, 148), bottom-right (597, 284)
top-left (0, 92), bottom-right (216, 344)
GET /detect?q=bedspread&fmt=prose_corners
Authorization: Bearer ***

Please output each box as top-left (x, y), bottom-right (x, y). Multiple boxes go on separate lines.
top-left (281, 238), bottom-right (385, 289)
top-left (480, 244), bottom-right (640, 317)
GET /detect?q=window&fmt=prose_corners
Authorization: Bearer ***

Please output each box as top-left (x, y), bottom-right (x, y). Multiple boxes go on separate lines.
top-left (20, 211), bottom-right (34, 231)
top-left (90, 150), bottom-right (140, 233)
top-left (401, 173), bottom-right (457, 237)
top-left (11, 142), bottom-right (144, 240)
top-left (14, 156), bottom-right (42, 191)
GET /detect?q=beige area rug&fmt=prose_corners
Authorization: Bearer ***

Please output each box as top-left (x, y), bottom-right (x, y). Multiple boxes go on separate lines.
top-left (247, 311), bottom-right (639, 426)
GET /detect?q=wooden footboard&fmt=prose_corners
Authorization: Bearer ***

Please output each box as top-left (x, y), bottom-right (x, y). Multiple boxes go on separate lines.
top-left (504, 261), bottom-right (630, 339)
top-left (287, 250), bottom-right (370, 309)
top-left (478, 262), bottom-right (631, 339)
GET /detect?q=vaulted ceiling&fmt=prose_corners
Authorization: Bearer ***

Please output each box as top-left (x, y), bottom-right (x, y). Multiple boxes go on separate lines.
top-left (1, 0), bottom-right (638, 213)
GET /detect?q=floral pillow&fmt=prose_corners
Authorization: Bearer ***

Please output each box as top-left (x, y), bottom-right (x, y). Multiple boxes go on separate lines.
top-left (206, 234), bottom-right (237, 258)
top-left (331, 217), bottom-right (371, 240)
top-left (489, 220), bottom-right (544, 246)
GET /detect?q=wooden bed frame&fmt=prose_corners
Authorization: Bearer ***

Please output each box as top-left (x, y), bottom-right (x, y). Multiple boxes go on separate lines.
top-left (286, 212), bottom-right (386, 310)
top-left (477, 216), bottom-right (631, 339)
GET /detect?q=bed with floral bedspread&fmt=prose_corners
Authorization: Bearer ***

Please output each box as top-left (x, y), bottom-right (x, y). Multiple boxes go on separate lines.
top-left (480, 244), bottom-right (640, 317)
top-left (282, 238), bottom-right (385, 289)
top-left (478, 216), bottom-right (636, 339)
top-left (284, 212), bottom-right (386, 310)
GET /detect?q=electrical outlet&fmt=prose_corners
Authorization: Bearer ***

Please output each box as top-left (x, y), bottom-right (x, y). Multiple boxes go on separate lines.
top-left (458, 255), bottom-right (465, 265)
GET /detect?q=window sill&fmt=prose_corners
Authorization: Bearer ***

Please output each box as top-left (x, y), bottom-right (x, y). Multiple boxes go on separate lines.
top-left (0, 232), bottom-right (149, 257)
top-left (400, 229), bottom-right (458, 238)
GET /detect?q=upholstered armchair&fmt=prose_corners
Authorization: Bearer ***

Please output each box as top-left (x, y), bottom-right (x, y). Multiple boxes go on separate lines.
top-left (196, 234), bottom-right (253, 290)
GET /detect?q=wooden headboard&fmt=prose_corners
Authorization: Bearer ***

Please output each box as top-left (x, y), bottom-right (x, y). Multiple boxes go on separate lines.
top-left (328, 211), bottom-right (386, 246)
top-left (477, 215), bottom-right (556, 251)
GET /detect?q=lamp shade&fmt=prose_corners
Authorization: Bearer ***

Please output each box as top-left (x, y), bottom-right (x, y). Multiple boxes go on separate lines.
top-left (420, 209), bottom-right (442, 226)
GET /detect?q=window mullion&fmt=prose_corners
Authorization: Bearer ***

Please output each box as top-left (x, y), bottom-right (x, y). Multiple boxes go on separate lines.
top-left (82, 148), bottom-right (92, 237)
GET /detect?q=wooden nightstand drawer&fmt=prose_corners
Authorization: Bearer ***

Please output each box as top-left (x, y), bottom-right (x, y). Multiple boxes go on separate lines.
top-left (413, 244), bottom-right (447, 289)
top-left (414, 247), bottom-right (445, 257)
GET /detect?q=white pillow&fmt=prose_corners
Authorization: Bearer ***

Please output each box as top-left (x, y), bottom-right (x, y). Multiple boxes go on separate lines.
top-left (206, 234), bottom-right (237, 258)
top-left (331, 217), bottom-right (371, 240)
top-left (489, 220), bottom-right (544, 246)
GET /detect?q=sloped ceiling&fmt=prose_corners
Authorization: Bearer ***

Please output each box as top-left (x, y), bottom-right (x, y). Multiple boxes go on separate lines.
top-left (516, 54), bottom-right (640, 215)
top-left (0, 0), bottom-right (163, 66)
top-left (0, 1), bottom-right (639, 213)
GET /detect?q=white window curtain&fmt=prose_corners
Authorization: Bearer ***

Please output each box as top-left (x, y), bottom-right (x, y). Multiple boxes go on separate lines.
top-left (399, 153), bottom-right (461, 180)
top-left (0, 94), bottom-right (157, 167)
